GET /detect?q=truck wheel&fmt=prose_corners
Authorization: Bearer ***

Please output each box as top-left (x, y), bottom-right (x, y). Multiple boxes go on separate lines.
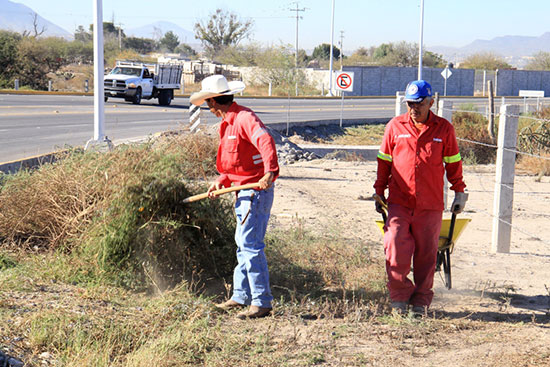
top-left (158, 90), bottom-right (172, 106)
top-left (132, 88), bottom-right (142, 105)
top-left (104, 96), bottom-right (108, 102)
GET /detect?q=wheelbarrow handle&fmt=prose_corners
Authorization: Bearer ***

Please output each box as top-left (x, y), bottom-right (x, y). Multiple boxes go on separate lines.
top-left (445, 212), bottom-right (457, 248)
top-left (372, 193), bottom-right (388, 224)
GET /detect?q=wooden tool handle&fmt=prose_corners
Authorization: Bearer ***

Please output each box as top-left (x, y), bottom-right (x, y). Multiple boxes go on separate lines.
top-left (182, 182), bottom-right (261, 203)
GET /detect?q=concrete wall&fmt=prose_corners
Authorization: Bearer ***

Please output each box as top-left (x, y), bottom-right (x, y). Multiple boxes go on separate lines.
top-left (343, 66), bottom-right (475, 97)
top-left (496, 69), bottom-right (550, 97)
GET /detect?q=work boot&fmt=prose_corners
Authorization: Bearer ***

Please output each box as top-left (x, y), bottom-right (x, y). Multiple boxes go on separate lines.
top-left (236, 305), bottom-right (272, 319)
top-left (390, 301), bottom-right (408, 314)
top-left (215, 299), bottom-right (245, 311)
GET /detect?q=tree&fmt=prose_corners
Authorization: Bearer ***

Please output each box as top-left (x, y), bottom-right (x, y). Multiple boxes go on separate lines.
top-left (254, 44), bottom-right (309, 91)
top-left (459, 52), bottom-right (512, 70)
top-left (159, 31), bottom-right (179, 52)
top-left (17, 37), bottom-right (68, 90)
top-left (74, 25), bottom-right (92, 42)
top-left (124, 37), bottom-right (157, 54)
top-left (194, 8), bottom-right (254, 58)
top-left (346, 47), bottom-right (376, 66)
top-left (0, 31), bottom-right (21, 88)
top-left (217, 44), bottom-right (259, 66)
top-left (369, 41), bottom-right (446, 68)
top-left (423, 51), bottom-right (447, 68)
top-left (21, 12), bottom-right (46, 38)
top-left (372, 42), bottom-right (416, 66)
top-left (525, 51), bottom-right (550, 70)
top-left (311, 43), bottom-right (340, 60)
top-left (174, 43), bottom-right (197, 58)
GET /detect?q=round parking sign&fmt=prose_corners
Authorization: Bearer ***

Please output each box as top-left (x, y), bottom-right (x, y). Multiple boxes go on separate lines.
top-left (335, 72), bottom-right (354, 92)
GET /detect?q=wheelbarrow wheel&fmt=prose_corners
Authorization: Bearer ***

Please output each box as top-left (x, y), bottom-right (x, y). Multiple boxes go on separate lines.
top-left (441, 248), bottom-right (452, 290)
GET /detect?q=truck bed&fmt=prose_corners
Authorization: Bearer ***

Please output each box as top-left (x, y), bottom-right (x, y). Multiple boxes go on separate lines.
top-left (154, 64), bottom-right (183, 89)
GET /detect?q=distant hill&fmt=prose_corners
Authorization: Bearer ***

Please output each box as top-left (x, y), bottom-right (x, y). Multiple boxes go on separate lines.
top-left (0, 0), bottom-right (72, 39)
top-left (430, 33), bottom-right (550, 68)
top-left (127, 21), bottom-right (198, 45)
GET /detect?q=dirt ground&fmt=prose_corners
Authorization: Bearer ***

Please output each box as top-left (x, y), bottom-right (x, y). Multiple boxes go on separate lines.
top-left (268, 158), bottom-right (550, 365)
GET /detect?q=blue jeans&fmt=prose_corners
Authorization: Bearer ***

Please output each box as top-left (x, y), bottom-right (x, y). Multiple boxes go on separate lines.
top-left (230, 186), bottom-right (274, 308)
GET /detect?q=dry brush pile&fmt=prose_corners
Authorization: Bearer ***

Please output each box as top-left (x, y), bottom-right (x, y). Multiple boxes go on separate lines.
top-left (0, 134), bottom-right (236, 290)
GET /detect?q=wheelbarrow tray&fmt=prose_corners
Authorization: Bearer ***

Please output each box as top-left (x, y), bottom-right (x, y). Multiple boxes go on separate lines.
top-left (375, 217), bottom-right (471, 251)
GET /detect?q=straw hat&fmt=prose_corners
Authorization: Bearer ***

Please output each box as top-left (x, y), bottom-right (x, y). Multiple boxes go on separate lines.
top-left (190, 74), bottom-right (245, 106)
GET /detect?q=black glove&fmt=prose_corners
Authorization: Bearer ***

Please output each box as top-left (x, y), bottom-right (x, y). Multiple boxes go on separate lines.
top-left (374, 194), bottom-right (387, 214)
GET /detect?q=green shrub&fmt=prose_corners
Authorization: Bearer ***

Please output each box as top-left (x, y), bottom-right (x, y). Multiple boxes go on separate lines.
top-left (0, 134), bottom-right (236, 290)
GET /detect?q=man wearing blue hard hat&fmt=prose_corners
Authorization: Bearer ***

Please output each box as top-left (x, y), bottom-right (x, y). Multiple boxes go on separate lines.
top-left (373, 80), bottom-right (468, 316)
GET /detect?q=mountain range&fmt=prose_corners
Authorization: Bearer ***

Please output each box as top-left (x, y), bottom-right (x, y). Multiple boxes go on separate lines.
top-left (0, 0), bottom-right (72, 38)
top-left (430, 33), bottom-right (550, 68)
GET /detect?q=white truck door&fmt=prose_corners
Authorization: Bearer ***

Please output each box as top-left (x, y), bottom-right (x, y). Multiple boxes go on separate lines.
top-left (141, 69), bottom-right (154, 97)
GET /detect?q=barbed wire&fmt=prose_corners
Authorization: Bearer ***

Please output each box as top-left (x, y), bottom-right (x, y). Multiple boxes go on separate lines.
top-left (443, 106), bottom-right (550, 124)
top-left (456, 137), bottom-right (497, 148)
top-left (466, 202), bottom-right (550, 248)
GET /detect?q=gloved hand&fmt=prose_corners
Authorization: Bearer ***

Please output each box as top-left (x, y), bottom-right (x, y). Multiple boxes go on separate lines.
top-left (451, 191), bottom-right (468, 214)
top-left (373, 194), bottom-right (387, 214)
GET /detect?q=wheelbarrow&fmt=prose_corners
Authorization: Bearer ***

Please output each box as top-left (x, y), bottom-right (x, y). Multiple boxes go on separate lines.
top-left (373, 194), bottom-right (471, 290)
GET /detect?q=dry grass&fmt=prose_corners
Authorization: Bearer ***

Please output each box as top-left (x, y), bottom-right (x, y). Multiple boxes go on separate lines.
top-left (517, 153), bottom-right (550, 178)
top-left (0, 133), bottom-right (238, 290)
top-left (325, 124), bottom-right (386, 146)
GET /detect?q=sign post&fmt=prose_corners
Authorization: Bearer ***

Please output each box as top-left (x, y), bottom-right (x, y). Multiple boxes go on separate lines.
top-left (441, 67), bottom-right (452, 96)
top-left (335, 71), bottom-right (354, 127)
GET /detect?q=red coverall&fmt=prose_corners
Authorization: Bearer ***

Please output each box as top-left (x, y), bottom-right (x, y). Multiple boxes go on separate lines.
top-left (373, 111), bottom-right (466, 307)
top-left (216, 103), bottom-right (279, 188)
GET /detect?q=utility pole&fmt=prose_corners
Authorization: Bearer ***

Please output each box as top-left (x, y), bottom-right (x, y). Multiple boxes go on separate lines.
top-left (117, 22), bottom-right (123, 50)
top-left (289, 2), bottom-right (306, 68)
top-left (339, 30), bottom-right (344, 70)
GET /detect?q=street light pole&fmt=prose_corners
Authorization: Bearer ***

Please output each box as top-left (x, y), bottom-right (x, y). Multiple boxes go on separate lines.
top-left (86, 0), bottom-right (112, 151)
top-left (328, 0), bottom-right (335, 96)
top-left (418, 0), bottom-right (424, 80)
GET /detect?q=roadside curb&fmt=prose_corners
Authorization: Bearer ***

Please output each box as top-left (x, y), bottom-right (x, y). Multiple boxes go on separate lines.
top-left (0, 150), bottom-right (71, 174)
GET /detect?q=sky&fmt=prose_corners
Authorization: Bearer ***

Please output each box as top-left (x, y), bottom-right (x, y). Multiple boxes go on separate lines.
top-left (9, 0), bottom-right (550, 52)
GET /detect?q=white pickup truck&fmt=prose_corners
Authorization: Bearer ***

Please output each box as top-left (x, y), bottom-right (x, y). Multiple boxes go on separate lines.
top-left (103, 61), bottom-right (183, 106)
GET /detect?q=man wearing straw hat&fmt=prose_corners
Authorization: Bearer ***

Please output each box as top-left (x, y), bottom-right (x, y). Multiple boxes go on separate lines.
top-left (190, 74), bottom-right (279, 319)
top-left (374, 80), bottom-right (468, 315)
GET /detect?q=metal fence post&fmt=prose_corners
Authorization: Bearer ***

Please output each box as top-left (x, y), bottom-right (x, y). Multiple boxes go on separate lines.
top-left (491, 104), bottom-right (519, 253)
top-left (395, 91), bottom-right (406, 116)
top-left (438, 99), bottom-right (453, 209)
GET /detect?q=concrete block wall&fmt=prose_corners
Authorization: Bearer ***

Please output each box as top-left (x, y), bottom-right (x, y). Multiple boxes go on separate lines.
top-left (344, 66), bottom-right (474, 96)
top-left (496, 69), bottom-right (550, 97)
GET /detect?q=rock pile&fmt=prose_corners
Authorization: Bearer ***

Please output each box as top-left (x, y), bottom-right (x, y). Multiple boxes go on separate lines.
top-left (267, 128), bottom-right (319, 165)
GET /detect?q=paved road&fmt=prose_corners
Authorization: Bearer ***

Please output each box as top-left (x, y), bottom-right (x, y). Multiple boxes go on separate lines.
top-left (0, 93), bottom-right (487, 163)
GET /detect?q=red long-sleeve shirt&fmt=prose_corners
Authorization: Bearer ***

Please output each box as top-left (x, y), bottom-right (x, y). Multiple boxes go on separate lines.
top-left (216, 102), bottom-right (279, 188)
top-left (374, 111), bottom-right (466, 211)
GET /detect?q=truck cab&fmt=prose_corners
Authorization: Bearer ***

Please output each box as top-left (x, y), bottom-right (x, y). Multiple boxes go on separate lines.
top-left (104, 61), bottom-right (182, 106)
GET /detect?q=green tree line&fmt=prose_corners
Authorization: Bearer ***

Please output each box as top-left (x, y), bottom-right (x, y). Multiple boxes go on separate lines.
top-left (0, 22), bottom-right (197, 90)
